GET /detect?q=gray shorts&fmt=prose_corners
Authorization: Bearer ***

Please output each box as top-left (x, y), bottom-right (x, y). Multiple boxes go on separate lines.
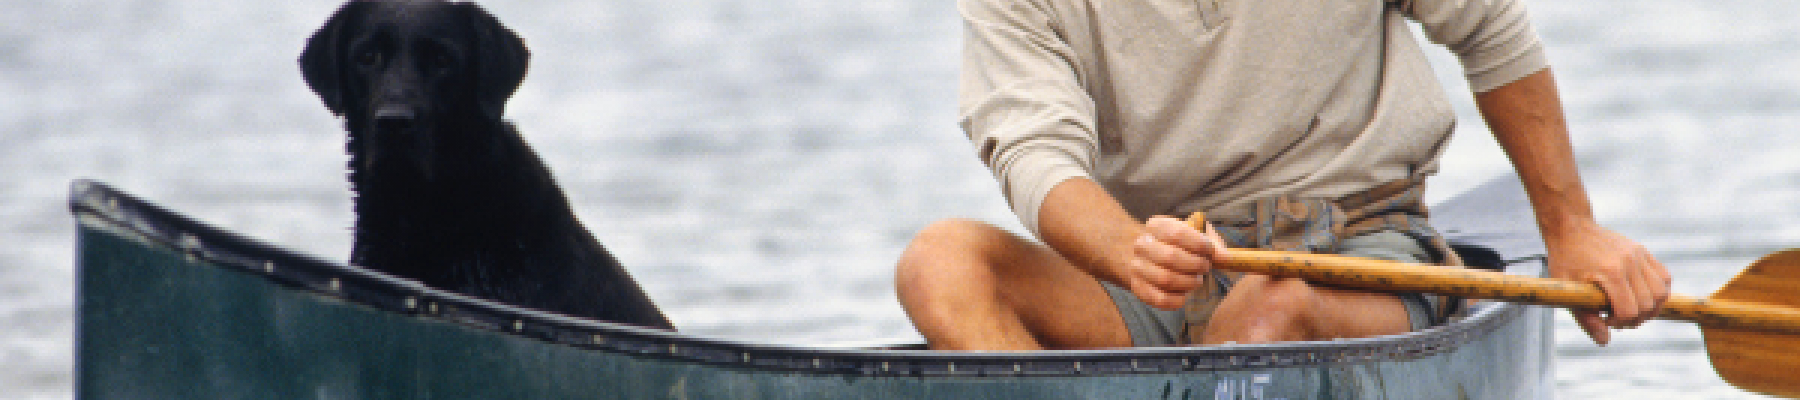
top-left (1100, 230), bottom-right (1444, 347)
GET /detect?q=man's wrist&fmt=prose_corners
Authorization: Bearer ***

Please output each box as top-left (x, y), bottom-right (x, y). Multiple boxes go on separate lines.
top-left (1535, 211), bottom-right (1601, 240)
top-left (1036, 178), bottom-right (1147, 286)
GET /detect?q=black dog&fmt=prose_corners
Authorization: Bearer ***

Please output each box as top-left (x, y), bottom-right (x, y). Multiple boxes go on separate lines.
top-left (299, 0), bottom-right (672, 329)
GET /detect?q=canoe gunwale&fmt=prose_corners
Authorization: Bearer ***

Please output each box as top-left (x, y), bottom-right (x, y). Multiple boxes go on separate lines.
top-left (70, 178), bottom-right (1532, 378)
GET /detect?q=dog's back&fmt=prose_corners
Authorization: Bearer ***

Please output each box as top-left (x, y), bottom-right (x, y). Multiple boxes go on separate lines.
top-left (300, 0), bottom-right (672, 329)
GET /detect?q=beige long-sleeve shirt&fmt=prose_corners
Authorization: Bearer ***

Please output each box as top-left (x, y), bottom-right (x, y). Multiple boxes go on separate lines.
top-left (960, 0), bottom-right (1549, 236)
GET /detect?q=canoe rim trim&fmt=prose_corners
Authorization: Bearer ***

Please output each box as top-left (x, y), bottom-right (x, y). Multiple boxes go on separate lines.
top-left (68, 179), bottom-right (1530, 378)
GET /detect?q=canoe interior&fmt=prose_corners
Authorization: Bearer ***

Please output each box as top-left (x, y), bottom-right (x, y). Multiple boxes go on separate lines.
top-left (74, 177), bottom-right (1556, 399)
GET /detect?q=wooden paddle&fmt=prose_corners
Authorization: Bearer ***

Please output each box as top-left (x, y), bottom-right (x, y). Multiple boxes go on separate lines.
top-left (1183, 213), bottom-right (1800, 398)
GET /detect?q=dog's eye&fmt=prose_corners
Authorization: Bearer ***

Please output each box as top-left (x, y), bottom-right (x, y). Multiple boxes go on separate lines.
top-left (355, 50), bottom-right (382, 68)
top-left (418, 44), bottom-right (457, 76)
top-left (428, 53), bottom-right (455, 73)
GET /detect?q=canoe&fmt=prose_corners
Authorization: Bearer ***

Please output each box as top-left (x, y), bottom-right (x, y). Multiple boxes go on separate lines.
top-left (73, 177), bottom-right (1555, 399)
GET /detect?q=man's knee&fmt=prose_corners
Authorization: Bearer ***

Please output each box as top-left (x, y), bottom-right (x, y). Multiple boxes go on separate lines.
top-left (1201, 276), bottom-right (1321, 343)
top-left (1230, 275), bottom-right (1318, 315)
top-left (896, 219), bottom-right (1009, 296)
top-left (906, 218), bottom-right (999, 253)
top-left (1214, 274), bottom-right (1416, 343)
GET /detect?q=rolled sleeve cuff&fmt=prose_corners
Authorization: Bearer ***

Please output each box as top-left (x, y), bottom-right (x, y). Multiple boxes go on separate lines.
top-left (1000, 151), bottom-right (1092, 238)
top-left (1465, 42), bottom-right (1548, 93)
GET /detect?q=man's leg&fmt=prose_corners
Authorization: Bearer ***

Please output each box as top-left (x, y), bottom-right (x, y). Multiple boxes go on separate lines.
top-left (1196, 276), bottom-right (1413, 344)
top-left (895, 218), bottom-right (1134, 350)
top-left (1196, 230), bottom-right (1435, 344)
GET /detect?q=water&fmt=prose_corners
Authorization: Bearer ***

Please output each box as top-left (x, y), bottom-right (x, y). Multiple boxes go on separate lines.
top-left (3, 1), bottom-right (1795, 398)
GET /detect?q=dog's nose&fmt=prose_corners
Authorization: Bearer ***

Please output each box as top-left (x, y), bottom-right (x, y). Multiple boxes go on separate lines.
top-left (374, 106), bottom-right (416, 132)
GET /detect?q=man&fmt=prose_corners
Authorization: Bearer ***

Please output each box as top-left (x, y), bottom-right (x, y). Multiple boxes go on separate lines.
top-left (895, 0), bottom-right (1671, 350)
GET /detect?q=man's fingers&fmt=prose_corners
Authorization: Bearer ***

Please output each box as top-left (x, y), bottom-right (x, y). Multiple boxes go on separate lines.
top-left (1134, 234), bottom-right (1211, 275)
top-left (1654, 256), bottom-right (1673, 310)
top-left (1632, 253), bottom-right (1672, 326)
top-left (1617, 264), bottom-right (1649, 328)
top-left (1127, 277), bottom-right (1188, 310)
top-left (1126, 217), bottom-right (1227, 311)
top-left (1655, 253), bottom-right (1674, 287)
top-left (1606, 248), bottom-right (1671, 329)
top-left (1145, 217), bottom-right (1223, 257)
top-left (1600, 270), bottom-right (1640, 329)
top-left (1542, 225), bottom-right (1668, 344)
top-left (1201, 221), bottom-right (1230, 251)
top-left (1130, 257), bottom-right (1204, 294)
top-left (1573, 309), bottom-right (1612, 346)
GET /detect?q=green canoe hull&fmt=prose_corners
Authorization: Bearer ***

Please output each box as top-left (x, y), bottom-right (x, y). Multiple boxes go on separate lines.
top-left (74, 178), bottom-right (1554, 399)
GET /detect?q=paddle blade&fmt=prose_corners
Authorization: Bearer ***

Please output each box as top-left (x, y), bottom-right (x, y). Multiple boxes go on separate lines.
top-left (1705, 249), bottom-right (1800, 398)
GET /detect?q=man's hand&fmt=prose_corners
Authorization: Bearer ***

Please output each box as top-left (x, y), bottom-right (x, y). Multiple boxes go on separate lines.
top-left (1124, 216), bottom-right (1231, 310)
top-left (1543, 220), bottom-right (1672, 345)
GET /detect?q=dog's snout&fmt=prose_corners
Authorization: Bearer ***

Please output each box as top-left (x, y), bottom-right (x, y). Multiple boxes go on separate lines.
top-left (375, 106), bottom-right (415, 121)
top-left (374, 106), bottom-right (416, 131)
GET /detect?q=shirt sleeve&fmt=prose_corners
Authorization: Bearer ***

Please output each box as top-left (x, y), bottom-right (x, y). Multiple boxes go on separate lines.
top-left (1398, 0), bottom-right (1551, 93)
top-left (958, 0), bottom-right (1101, 236)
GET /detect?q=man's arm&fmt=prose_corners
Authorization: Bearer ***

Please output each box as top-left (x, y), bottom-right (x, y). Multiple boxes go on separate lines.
top-left (1037, 178), bottom-right (1224, 311)
top-left (954, 0), bottom-right (1227, 308)
top-left (1475, 68), bottom-right (1673, 345)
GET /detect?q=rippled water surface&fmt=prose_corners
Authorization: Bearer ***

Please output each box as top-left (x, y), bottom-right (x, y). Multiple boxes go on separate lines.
top-left (4, 1), bottom-right (1796, 398)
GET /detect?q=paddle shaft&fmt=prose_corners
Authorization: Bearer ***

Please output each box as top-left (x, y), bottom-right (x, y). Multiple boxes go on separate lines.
top-left (1212, 248), bottom-right (1800, 334)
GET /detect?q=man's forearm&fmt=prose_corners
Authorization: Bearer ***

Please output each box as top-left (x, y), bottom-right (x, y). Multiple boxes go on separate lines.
top-left (1036, 177), bottom-right (1145, 286)
top-left (1476, 68), bottom-right (1671, 343)
top-left (1475, 68), bottom-right (1598, 233)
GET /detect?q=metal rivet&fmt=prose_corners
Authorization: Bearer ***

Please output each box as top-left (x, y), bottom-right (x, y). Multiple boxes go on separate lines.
top-left (180, 235), bottom-right (200, 262)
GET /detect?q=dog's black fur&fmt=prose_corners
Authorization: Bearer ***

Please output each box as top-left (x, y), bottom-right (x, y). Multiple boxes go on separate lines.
top-left (300, 0), bottom-right (672, 329)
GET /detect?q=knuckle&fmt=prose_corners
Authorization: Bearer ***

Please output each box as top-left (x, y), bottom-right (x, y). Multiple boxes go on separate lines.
top-left (1132, 236), bottom-right (1156, 256)
top-left (1167, 274), bottom-right (1198, 291)
top-left (1144, 241), bottom-right (1177, 263)
top-left (1160, 244), bottom-right (1189, 265)
top-left (1146, 271), bottom-right (1175, 287)
top-left (1144, 268), bottom-right (1185, 289)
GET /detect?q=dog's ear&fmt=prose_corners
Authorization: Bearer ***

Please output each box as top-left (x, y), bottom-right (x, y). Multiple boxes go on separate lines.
top-left (299, 1), bottom-right (374, 116)
top-left (458, 3), bottom-right (530, 120)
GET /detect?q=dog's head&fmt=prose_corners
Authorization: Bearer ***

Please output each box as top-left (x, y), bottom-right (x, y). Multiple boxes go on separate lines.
top-left (299, 0), bottom-right (529, 177)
